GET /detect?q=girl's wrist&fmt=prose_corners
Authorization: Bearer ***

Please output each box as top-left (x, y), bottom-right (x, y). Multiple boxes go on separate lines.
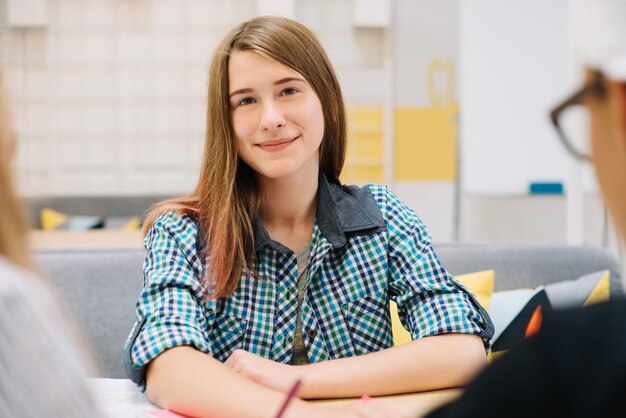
top-left (296, 363), bottom-right (320, 399)
top-left (280, 398), bottom-right (318, 418)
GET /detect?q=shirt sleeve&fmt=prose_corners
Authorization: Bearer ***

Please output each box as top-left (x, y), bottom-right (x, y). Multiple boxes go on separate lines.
top-left (379, 187), bottom-right (494, 351)
top-left (124, 211), bottom-right (213, 389)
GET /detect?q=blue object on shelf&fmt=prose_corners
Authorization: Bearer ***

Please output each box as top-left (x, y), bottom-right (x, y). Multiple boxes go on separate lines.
top-left (529, 182), bottom-right (564, 195)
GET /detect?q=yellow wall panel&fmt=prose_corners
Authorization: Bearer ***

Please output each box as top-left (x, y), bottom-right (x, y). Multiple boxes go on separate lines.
top-left (356, 166), bottom-right (383, 182)
top-left (344, 105), bottom-right (457, 183)
top-left (357, 133), bottom-right (383, 158)
top-left (340, 163), bottom-right (383, 184)
top-left (345, 106), bottom-right (384, 184)
top-left (394, 105), bottom-right (458, 181)
top-left (351, 107), bottom-right (383, 127)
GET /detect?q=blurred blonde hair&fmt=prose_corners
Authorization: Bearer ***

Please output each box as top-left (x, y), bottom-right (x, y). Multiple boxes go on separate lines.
top-left (0, 68), bottom-right (31, 271)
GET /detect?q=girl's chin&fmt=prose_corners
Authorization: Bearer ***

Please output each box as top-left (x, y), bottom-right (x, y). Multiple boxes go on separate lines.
top-left (254, 165), bottom-right (311, 181)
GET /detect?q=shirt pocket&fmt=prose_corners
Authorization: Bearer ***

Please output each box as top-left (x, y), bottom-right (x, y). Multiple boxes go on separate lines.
top-left (341, 290), bottom-right (394, 356)
top-left (210, 313), bottom-right (248, 362)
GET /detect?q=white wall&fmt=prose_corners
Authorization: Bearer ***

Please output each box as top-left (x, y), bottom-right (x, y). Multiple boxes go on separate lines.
top-left (1, 0), bottom-right (623, 274)
top-left (1, 0), bottom-right (390, 197)
top-left (2, 0), bottom-right (249, 196)
top-left (459, 0), bottom-right (583, 195)
top-left (390, 0), bottom-right (458, 243)
top-left (455, 0), bottom-right (624, 274)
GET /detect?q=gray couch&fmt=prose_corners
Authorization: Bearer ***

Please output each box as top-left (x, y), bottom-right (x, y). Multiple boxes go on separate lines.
top-left (24, 195), bottom-right (172, 229)
top-left (33, 242), bottom-right (623, 379)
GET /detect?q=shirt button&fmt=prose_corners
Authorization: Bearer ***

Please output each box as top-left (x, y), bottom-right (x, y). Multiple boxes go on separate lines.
top-left (307, 329), bottom-right (317, 338)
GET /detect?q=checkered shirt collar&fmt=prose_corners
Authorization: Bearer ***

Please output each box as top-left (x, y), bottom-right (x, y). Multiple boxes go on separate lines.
top-left (253, 172), bottom-right (385, 253)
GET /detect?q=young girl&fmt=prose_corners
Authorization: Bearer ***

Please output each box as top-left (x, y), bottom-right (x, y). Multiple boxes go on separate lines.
top-left (125, 16), bottom-right (493, 418)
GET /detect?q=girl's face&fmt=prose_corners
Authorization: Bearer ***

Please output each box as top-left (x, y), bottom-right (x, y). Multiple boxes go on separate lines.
top-left (228, 50), bottom-right (324, 183)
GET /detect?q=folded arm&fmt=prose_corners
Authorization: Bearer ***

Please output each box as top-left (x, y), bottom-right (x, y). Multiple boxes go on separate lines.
top-left (299, 333), bottom-right (486, 399)
top-left (225, 333), bottom-right (486, 399)
top-left (147, 345), bottom-right (408, 418)
top-left (147, 345), bottom-right (311, 418)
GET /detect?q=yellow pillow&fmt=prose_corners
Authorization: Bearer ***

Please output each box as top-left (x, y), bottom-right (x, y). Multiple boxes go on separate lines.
top-left (390, 269), bottom-right (495, 346)
top-left (40, 208), bottom-right (104, 231)
top-left (455, 269), bottom-right (495, 312)
top-left (582, 270), bottom-right (610, 307)
top-left (40, 208), bottom-right (142, 231)
top-left (106, 215), bottom-right (142, 231)
top-left (40, 208), bottom-right (68, 230)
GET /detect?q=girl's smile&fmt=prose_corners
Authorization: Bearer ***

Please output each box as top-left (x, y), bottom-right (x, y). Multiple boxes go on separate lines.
top-left (256, 135), bottom-right (300, 151)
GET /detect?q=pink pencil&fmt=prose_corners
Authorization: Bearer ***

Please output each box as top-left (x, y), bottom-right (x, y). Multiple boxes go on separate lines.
top-left (274, 379), bottom-right (302, 418)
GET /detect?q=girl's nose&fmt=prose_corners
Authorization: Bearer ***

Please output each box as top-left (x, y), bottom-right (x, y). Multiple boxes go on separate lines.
top-left (260, 101), bottom-right (286, 131)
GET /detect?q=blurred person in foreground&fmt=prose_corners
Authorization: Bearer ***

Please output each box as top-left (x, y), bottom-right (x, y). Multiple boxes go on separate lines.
top-left (0, 69), bottom-right (102, 417)
top-left (425, 0), bottom-right (626, 417)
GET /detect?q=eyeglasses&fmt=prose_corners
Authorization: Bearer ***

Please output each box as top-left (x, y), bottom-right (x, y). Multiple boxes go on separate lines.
top-left (549, 70), bottom-right (606, 162)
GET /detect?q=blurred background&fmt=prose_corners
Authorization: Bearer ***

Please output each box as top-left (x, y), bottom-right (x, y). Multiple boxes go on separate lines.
top-left (1, 0), bottom-right (623, 271)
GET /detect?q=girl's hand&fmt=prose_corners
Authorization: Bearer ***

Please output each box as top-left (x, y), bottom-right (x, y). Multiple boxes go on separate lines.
top-left (224, 349), bottom-right (301, 393)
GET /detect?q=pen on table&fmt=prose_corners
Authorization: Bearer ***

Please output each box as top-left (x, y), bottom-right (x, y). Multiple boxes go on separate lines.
top-left (274, 379), bottom-right (302, 418)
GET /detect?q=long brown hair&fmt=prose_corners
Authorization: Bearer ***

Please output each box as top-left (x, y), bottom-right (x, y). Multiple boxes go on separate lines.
top-left (143, 16), bottom-right (347, 298)
top-left (0, 69), bottom-right (32, 271)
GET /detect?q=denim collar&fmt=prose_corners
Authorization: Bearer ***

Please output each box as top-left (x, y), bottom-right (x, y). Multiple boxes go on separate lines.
top-left (253, 172), bottom-right (385, 253)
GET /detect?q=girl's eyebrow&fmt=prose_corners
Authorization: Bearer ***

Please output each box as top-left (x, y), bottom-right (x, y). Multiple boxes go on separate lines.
top-left (229, 77), bottom-right (306, 98)
top-left (229, 88), bottom-right (253, 98)
top-left (274, 77), bottom-right (306, 86)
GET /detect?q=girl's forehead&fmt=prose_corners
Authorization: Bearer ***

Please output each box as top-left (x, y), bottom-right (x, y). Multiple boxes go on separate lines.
top-left (230, 50), bottom-right (276, 67)
top-left (228, 51), bottom-right (303, 82)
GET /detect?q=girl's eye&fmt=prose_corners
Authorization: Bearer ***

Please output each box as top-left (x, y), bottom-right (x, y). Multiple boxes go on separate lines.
top-left (238, 97), bottom-right (255, 106)
top-left (282, 87), bottom-right (297, 96)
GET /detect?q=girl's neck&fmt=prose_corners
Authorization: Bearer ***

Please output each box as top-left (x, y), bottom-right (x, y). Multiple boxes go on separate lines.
top-left (258, 166), bottom-right (319, 252)
top-left (260, 172), bottom-right (318, 229)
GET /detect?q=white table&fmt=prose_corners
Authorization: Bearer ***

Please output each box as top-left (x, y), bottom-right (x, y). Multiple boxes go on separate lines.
top-left (89, 378), bottom-right (158, 417)
top-left (88, 378), bottom-right (461, 418)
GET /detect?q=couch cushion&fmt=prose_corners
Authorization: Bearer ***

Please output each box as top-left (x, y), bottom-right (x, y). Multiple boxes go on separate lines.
top-left (34, 248), bottom-right (146, 378)
top-left (24, 195), bottom-right (172, 229)
top-left (32, 242), bottom-right (623, 378)
top-left (434, 242), bottom-right (623, 297)
top-left (41, 208), bottom-right (104, 231)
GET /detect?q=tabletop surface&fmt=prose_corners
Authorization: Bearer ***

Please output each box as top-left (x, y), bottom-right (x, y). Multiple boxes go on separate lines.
top-left (88, 378), bottom-right (461, 418)
top-left (30, 230), bottom-right (144, 250)
top-left (89, 378), bottom-right (157, 417)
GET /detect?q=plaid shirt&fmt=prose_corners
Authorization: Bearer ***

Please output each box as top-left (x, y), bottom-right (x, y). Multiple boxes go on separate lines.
top-left (124, 175), bottom-right (493, 388)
